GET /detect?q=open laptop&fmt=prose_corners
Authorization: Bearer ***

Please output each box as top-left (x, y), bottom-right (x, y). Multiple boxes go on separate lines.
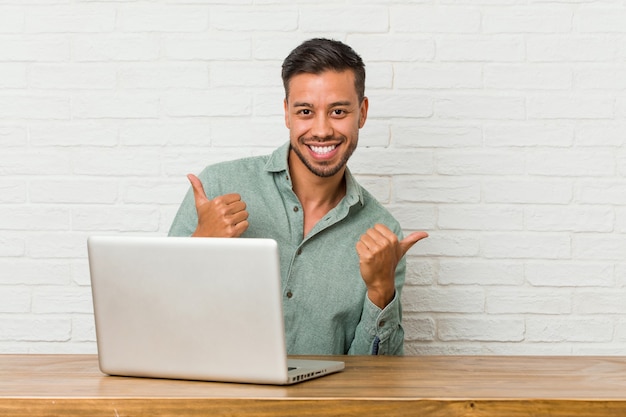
top-left (87, 235), bottom-right (344, 385)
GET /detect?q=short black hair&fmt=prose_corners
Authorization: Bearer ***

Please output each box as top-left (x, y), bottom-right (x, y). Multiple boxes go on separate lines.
top-left (281, 38), bottom-right (366, 103)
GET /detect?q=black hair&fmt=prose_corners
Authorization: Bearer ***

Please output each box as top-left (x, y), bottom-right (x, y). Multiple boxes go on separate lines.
top-left (281, 38), bottom-right (366, 103)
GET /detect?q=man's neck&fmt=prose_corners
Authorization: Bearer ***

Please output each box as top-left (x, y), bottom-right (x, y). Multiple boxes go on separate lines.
top-left (289, 156), bottom-right (346, 207)
top-left (288, 152), bottom-right (347, 236)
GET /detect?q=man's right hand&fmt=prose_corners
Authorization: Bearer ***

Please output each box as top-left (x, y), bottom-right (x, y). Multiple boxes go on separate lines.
top-left (187, 173), bottom-right (249, 238)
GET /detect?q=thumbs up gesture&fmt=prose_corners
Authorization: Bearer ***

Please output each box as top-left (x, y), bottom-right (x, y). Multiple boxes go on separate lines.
top-left (187, 174), bottom-right (249, 238)
top-left (356, 224), bottom-right (428, 309)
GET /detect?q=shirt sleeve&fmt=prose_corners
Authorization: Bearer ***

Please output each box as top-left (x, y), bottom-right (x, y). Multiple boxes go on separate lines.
top-left (348, 256), bottom-right (406, 356)
top-left (168, 186), bottom-right (198, 237)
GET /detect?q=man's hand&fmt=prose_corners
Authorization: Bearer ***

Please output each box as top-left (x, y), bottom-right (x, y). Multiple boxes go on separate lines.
top-left (356, 224), bottom-right (428, 309)
top-left (187, 173), bottom-right (249, 238)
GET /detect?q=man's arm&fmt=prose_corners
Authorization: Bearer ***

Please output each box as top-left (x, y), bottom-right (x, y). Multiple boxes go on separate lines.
top-left (350, 225), bottom-right (428, 355)
top-left (348, 256), bottom-right (407, 355)
top-left (168, 182), bottom-right (198, 237)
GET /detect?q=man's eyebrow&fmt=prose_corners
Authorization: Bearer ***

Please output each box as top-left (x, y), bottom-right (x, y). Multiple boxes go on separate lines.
top-left (292, 101), bottom-right (354, 108)
top-left (329, 101), bottom-right (353, 107)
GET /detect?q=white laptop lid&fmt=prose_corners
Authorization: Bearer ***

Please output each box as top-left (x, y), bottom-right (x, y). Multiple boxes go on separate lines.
top-left (87, 236), bottom-right (343, 385)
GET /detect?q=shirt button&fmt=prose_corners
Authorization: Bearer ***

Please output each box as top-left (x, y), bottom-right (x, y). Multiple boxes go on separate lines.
top-left (286, 291), bottom-right (293, 298)
top-left (296, 248), bottom-right (302, 255)
top-left (378, 320), bottom-right (386, 327)
top-left (293, 206), bottom-right (299, 212)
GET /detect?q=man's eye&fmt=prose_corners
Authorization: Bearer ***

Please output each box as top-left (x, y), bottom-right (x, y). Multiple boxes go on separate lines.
top-left (332, 109), bottom-right (346, 116)
top-left (299, 109), bottom-right (311, 115)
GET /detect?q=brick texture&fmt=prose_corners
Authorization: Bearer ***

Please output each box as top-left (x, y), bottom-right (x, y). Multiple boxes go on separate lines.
top-left (1, 0), bottom-right (626, 355)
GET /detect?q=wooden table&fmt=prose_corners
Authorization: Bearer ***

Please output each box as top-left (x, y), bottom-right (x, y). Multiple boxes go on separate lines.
top-left (2, 354), bottom-right (626, 416)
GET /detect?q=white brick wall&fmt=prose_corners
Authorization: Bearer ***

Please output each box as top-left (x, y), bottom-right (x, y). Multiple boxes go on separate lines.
top-left (1, 0), bottom-right (626, 356)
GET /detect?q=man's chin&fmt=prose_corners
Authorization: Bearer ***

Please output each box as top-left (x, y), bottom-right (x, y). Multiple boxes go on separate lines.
top-left (291, 142), bottom-right (352, 178)
top-left (305, 160), bottom-right (345, 178)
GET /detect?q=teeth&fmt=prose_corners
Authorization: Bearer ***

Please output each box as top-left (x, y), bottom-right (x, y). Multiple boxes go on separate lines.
top-left (310, 145), bottom-right (336, 155)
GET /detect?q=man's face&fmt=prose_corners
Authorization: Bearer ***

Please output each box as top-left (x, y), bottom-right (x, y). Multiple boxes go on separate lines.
top-left (284, 70), bottom-right (368, 179)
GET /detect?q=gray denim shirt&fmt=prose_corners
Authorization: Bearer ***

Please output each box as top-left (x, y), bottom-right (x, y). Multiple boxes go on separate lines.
top-left (168, 142), bottom-right (406, 355)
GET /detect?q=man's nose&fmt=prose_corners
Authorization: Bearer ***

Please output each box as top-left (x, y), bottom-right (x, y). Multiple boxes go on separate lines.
top-left (311, 114), bottom-right (333, 139)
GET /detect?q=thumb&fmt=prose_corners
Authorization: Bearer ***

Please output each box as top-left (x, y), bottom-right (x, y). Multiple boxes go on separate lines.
top-left (187, 173), bottom-right (210, 206)
top-left (398, 231), bottom-right (429, 258)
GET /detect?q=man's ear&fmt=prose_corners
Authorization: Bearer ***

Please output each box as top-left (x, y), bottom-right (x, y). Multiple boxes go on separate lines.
top-left (359, 96), bottom-right (369, 129)
top-left (283, 98), bottom-right (290, 129)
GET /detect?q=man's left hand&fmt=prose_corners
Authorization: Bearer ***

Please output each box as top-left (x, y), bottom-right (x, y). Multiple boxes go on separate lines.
top-left (356, 224), bottom-right (428, 309)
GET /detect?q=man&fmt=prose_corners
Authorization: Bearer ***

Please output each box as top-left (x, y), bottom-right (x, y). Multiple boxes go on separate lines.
top-left (169, 38), bottom-right (428, 355)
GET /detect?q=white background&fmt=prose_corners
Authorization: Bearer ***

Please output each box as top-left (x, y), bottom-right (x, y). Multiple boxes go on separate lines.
top-left (2, 0), bottom-right (626, 355)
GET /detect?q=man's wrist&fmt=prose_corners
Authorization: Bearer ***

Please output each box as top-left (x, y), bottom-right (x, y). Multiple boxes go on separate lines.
top-left (367, 287), bottom-right (395, 309)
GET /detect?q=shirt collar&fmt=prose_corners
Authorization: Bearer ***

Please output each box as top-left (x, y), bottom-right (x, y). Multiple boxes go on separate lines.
top-left (264, 141), bottom-right (291, 173)
top-left (265, 141), bottom-right (364, 207)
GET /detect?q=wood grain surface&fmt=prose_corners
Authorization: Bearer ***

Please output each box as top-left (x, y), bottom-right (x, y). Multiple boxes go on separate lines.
top-left (2, 354), bottom-right (626, 416)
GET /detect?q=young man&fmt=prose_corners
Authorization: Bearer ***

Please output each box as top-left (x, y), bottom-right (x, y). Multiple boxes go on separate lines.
top-left (168, 38), bottom-right (428, 355)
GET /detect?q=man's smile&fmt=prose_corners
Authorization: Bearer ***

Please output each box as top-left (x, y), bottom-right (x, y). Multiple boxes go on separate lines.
top-left (309, 144), bottom-right (338, 156)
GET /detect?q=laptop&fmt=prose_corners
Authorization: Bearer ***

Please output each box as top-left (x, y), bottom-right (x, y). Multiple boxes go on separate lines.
top-left (87, 235), bottom-right (344, 385)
